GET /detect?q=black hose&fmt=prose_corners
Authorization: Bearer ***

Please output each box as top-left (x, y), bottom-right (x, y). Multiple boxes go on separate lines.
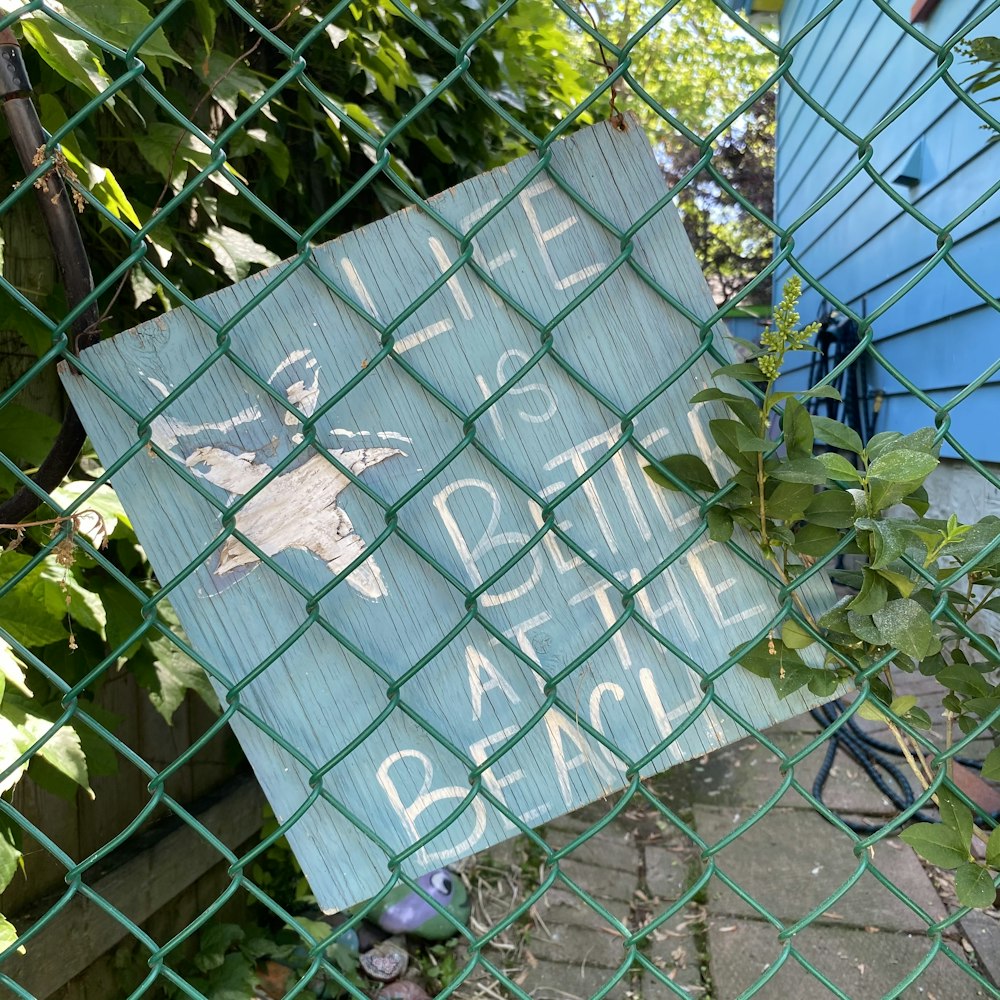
top-left (0, 28), bottom-right (99, 525)
top-left (809, 699), bottom-right (996, 834)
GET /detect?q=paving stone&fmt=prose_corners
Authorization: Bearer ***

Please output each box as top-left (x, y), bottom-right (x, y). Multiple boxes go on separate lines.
top-left (555, 857), bottom-right (637, 905)
top-left (640, 913), bottom-right (706, 997)
top-left (694, 805), bottom-right (948, 934)
top-left (644, 842), bottom-right (700, 902)
top-left (681, 733), bottom-right (898, 818)
top-left (515, 959), bottom-right (638, 999)
top-left (959, 910), bottom-right (1000, 989)
top-left (707, 917), bottom-right (994, 999)
top-left (544, 815), bottom-right (641, 873)
top-left (642, 957), bottom-right (705, 998)
top-left (526, 918), bottom-right (633, 970)
top-left (532, 882), bottom-right (632, 929)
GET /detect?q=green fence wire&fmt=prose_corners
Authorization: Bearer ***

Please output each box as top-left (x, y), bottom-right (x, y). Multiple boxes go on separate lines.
top-left (0, 0), bottom-right (999, 998)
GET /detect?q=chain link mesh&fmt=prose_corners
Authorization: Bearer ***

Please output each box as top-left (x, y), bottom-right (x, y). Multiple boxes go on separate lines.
top-left (0, 0), bottom-right (998, 997)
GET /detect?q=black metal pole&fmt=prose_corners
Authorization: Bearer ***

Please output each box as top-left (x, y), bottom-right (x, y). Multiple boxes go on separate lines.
top-left (0, 27), bottom-right (100, 524)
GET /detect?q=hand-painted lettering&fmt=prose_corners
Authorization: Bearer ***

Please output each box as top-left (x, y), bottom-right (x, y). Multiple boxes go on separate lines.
top-left (376, 749), bottom-right (488, 866)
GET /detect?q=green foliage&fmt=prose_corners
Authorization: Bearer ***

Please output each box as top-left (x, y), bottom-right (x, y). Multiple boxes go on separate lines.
top-left (958, 35), bottom-right (1000, 141)
top-left (567, 0), bottom-right (777, 300)
top-left (162, 923), bottom-right (277, 1000)
top-left (415, 941), bottom-right (463, 994)
top-left (645, 277), bottom-right (1000, 909)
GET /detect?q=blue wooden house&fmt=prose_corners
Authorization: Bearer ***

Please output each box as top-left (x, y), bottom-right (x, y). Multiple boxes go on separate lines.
top-left (728, 0), bottom-right (1000, 462)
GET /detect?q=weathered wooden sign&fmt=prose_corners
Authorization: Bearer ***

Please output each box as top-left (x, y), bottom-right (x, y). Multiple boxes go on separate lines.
top-left (62, 119), bottom-right (835, 911)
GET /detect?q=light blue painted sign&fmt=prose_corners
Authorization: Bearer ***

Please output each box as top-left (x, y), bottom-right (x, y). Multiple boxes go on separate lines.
top-left (62, 119), bottom-right (834, 912)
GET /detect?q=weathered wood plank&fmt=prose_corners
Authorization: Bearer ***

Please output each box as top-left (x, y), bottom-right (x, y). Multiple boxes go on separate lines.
top-left (0, 778), bottom-right (263, 999)
top-left (61, 118), bottom-right (838, 912)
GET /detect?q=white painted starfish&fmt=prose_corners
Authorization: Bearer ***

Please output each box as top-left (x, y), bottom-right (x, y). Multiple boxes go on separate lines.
top-left (184, 444), bottom-right (402, 600)
top-left (147, 350), bottom-right (403, 600)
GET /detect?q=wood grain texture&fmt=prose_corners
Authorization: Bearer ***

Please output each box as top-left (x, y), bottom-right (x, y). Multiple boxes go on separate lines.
top-left (62, 119), bottom-right (838, 912)
top-left (0, 778), bottom-right (263, 999)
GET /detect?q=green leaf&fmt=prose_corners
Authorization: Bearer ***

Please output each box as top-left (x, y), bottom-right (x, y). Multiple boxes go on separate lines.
top-left (726, 335), bottom-right (766, 355)
top-left (200, 227), bottom-right (281, 284)
top-left (0, 695), bottom-right (92, 799)
top-left (57, 0), bottom-right (187, 86)
top-left (191, 0), bottom-right (217, 50)
top-left (897, 428), bottom-right (941, 456)
top-left (766, 481), bottom-right (815, 521)
top-left (688, 388), bottom-right (760, 430)
top-left (793, 523), bottom-right (841, 558)
top-left (868, 477), bottom-right (927, 516)
top-left (805, 489), bottom-right (856, 528)
top-left (0, 915), bottom-right (21, 955)
top-left (856, 519), bottom-right (910, 570)
top-left (867, 449), bottom-right (939, 484)
top-left (61, 567), bottom-right (107, 638)
top-left (938, 788), bottom-right (974, 846)
top-left (811, 416), bottom-right (863, 454)
top-left (960, 695), bottom-right (1000, 720)
top-left (100, 585), bottom-right (146, 660)
top-left (807, 672), bottom-right (842, 697)
top-left (901, 485), bottom-right (931, 517)
top-left (865, 431), bottom-right (903, 462)
top-left (875, 567), bottom-right (917, 599)
top-left (782, 398), bottom-right (813, 460)
top-left (51, 481), bottom-right (132, 546)
top-left (983, 746), bottom-right (1000, 781)
top-left (817, 452), bottom-right (862, 483)
top-left (799, 384), bottom-right (842, 401)
top-left (732, 637), bottom-right (806, 682)
top-left (936, 663), bottom-right (992, 698)
top-left (712, 361), bottom-right (763, 381)
top-left (938, 516), bottom-right (1000, 569)
top-left (138, 124), bottom-right (240, 195)
top-left (0, 404), bottom-right (62, 468)
top-left (770, 385), bottom-right (842, 406)
top-left (847, 611), bottom-right (886, 645)
top-left (0, 642), bottom-right (31, 698)
top-left (955, 862), bottom-right (997, 909)
top-left (709, 419), bottom-right (757, 470)
top-left (644, 454), bottom-right (719, 493)
top-left (734, 427), bottom-right (772, 452)
top-left (817, 595), bottom-right (854, 635)
top-left (74, 704), bottom-right (121, 781)
top-left (872, 599), bottom-right (935, 659)
top-left (0, 553), bottom-right (73, 647)
top-left (781, 619), bottom-right (815, 649)
top-left (849, 569), bottom-right (888, 616)
top-left (196, 924), bottom-right (246, 971)
top-left (131, 605), bottom-right (219, 724)
top-left (986, 826), bottom-right (1000, 869)
top-left (20, 18), bottom-right (109, 98)
top-left (887, 694), bottom-right (917, 717)
top-left (856, 700), bottom-right (887, 723)
top-left (771, 658), bottom-right (814, 698)
top-left (194, 51), bottom-right (266, 119)
top-left (906, 707), bottom-right (933, 730)
top-left (0, 820), bottom-right (21, 893)
top-left (899, 822), bottom-right (968, 869)
top-left (769, 458), bottom-right (829, 485)
top-left (706, 506), bottom-right (734, 542)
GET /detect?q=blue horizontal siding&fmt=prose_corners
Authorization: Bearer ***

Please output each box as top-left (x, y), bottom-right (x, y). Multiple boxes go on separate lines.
top-left (774, 0), bottom-right (1000, 461)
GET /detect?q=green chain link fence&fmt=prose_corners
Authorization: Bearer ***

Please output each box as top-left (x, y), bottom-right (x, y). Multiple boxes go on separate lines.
top-left (0, 0), bottom-right (999, 997)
